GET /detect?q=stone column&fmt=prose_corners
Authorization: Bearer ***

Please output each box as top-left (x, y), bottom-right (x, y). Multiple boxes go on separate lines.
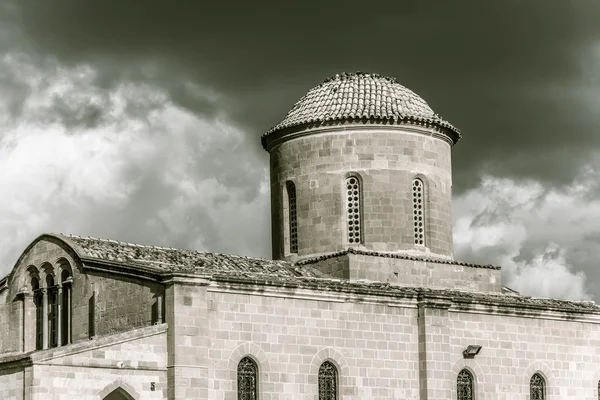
top-left (56, 287), bottom-right (62, 347)
top-left (417, 298), bottom-right (452, 400)
top-left (16, 290), bottom-right (33, 353)
top-left (41, 288), bottom-right (48, 350)
top-left (65, 285), bottom-right (71, 344)
top-left (165, 276), bottom-right (209, 400)
top-left (157, 294), bottom-right (163, 324)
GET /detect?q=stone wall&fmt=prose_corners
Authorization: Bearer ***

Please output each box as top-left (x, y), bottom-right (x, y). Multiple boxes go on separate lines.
top-left (4, 236), bottom-right (165, 349)
top-left (269, 124), bottom-right (454, 262)
top-left (207, 288), bottom-right (420, 400)
top-left (206, 286), bottom-right (600, 400)
top-left (447, 310), bottom-right (600, 400)
top-left (0, 365), bottom-right (24, 400)
top-left (30, 324), bottom-right (167, 400)
top-left (0, 301), bottom-right (21, 353)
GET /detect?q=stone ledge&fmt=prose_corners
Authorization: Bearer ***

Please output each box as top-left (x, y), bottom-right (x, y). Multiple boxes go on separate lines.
top-left (31, 323), bottom-right (167, 363)
top-left (296, 248), bottom-right (501, 270)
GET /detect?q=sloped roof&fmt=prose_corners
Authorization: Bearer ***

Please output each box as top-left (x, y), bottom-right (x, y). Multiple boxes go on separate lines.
top-left (263, 72), bottom-right (461, 146)
top-left (9, 233), bottom-right (597, 316)
top-left (57, 234), bottom-right (323, 279)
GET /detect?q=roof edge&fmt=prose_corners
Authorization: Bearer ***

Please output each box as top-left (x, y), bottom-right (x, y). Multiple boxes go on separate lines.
top-left (262, 115), bottom-right (461, 151)
top-left (295, 248), bottom-right (501, 270)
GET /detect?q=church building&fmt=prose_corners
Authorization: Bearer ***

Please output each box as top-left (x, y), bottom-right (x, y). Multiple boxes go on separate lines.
top-left (1, 72), bottom-right (600, 399)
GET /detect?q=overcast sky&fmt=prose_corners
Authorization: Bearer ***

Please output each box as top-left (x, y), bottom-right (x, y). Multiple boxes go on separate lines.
top-left (1, 1), bottom-right (600, 301)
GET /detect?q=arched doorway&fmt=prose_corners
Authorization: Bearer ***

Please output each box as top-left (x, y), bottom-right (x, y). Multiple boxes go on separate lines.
top-left (103, 388), bottom-right (134, 400)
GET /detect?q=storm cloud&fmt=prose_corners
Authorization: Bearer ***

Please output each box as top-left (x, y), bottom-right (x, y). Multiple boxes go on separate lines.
top-left (2, 1), bottom-right (600, 301)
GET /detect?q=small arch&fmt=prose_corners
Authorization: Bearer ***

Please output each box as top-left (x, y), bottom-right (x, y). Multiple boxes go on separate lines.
top-left (309, 348), bottom-right (355, 397)
top-left (523, 361), bottom-right (556, 398)
top-left (285, 181), bottom-right (298, 254)
top-left (40, 262), bottom-right (55, 288)
top-left (57, 258), bottom-right (73, 284)
top-left (530, 372), bottom-right (546, 400)
top-left (318, 360), bottom-right (338, 400)
top-left (344, 173), bottom-right (363, 245)
top-left (237, 356), bottom-right (258, 400)
top-left (457, 368), bottom-right (474, 400)
top-left (97, 379), bottom-right (139, 400)
top-left (228, 343), bottom-right (270, 399)
top-left (450, 360), bottom-right (483, 400)
top-left (103, 388), bottom-right (134, 400)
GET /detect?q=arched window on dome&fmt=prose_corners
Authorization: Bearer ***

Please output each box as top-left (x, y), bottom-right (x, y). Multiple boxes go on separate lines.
top-left (318, 361), bottom-right (338, 400)
top-left (346, 175), bottom-right (362, 245)
top-left (412, 178), bottom-right (425, 246)
top-left (457, 369), bottom-right (474, 400)
top-left (286, 181), bottom-right (298, 254)
top-left (530, 373), bottom-right (545, 400)
top-left (237, 356), bottom-right (258, 400)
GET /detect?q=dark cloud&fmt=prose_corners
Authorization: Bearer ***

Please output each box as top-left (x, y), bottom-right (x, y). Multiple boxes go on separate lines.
top-left (4, 0), bottom-right (600, 192)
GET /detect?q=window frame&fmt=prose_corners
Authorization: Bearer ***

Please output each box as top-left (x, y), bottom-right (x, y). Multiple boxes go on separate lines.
top-left (318, 360), bottom-right (338, 400)
top-left (237, 356), bottom-right (258, 400)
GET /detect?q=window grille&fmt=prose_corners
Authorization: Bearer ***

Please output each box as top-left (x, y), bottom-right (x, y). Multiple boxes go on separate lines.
top-left (530, 373), bottom-right (545, 400)
top-left (237, 357), bottom-right (258, 400)
top-left (457, 369), bottom-right (474, 400)
top-left (346, 176), bottom-right (362, 244)
top-left (318, 361), bottom-right (337, 400)
top-left (412, 178), bottom-right (425, 245)
top-left (287, 182), bottom-right (298, 253)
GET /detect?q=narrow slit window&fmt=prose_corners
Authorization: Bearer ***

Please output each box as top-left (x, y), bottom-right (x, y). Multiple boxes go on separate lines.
top-left (287, 182), bottom-right (298, 253)
top-left (457, 369), bottom-right (474, 400)
top-left (412, 178), bottom-right (425, 245)
top-left (318, 361), bottom-right (338, 400)
top-left (530, 373), bottom-right (545, 400)
top-left (346, 176), bottom-right (362, 244)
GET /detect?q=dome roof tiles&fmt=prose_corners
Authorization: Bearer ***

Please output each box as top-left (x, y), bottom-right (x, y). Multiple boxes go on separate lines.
top-left (263, 72), bottom-right (461, 146)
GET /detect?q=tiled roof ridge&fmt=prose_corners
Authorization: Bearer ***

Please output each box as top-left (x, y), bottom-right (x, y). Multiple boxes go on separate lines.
top-left (295, 248), bottom-right (501, 270)
top-left (320, 71), bottom-right (399, 86)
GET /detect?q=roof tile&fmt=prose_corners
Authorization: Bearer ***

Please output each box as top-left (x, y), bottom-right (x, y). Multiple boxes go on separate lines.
top-left (263, 72), bottom-right (461, 144)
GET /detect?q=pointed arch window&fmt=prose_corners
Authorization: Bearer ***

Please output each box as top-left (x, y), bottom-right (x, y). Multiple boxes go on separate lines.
top-left (318, 361), bottom-right (338, 400)
top-left (237, 356), bottom-right (258, 400)
top-left (287, 181), bottom-right (298, 253)
top-left (346, 176), bottom-right (362, 245)
top-left (412, 178), bottom-right (425, 246)
top-left (530, 373), bottom-right (545, 400)
top-left (457, 369), bottom-right (474, 400)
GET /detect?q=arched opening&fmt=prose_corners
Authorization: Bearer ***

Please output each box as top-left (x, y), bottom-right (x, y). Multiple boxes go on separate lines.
top-left (103, 387), bottom-right (134, 400)
top-left (60, 268), bottom-right (72, 345)
top-left (31, 276), bottom-right (43, 350)
top-left (286, 181), bottom-right (298, 254)
top-left (345, 175), bottom-right (363, 245)
top-left (318, 360), bottom-right (338, 400)
top-left (412, 177), bottom-right (426, 246)
top-left (457, 368), bottom-right (474, 400)
top-left (530, 373), bottom-right (546, 400)
top-left (237, 356), bottom-right (258, 400)
top-left (45, 274), bottom-right (58, 348)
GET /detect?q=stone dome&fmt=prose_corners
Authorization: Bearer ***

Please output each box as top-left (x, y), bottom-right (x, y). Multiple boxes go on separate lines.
top-left (262, 72), bottom-right (461, 148)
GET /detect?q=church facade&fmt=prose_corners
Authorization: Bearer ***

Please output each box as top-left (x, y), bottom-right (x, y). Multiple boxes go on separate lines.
top-left (1, 72), bottom-right (600, 400)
